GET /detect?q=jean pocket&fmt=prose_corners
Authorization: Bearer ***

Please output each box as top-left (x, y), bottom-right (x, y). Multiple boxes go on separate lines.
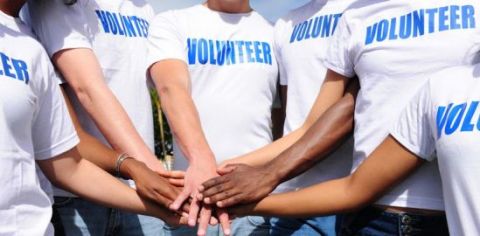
top-left (53, 197), bottom-right (74, 208)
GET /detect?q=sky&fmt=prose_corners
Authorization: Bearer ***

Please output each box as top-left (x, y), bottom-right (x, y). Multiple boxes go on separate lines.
top-left (147, 0), bottom-right (310, 22)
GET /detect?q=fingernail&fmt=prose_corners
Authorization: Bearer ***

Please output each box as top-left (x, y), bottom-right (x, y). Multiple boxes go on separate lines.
top-left (198, 229), bottom-right (206, 236)
top-left (224, 229), bottom-right (231, 235)
top-left (217, 201), bottom-right (223, 207)
top-left (188, 219), bottom-right (196, 226)
top-left (197, 194), bottom-right (203, 200)
top-left (198, 186), bottom-right (204, 191)
top-left (204, 198), bottom-right (210, 204)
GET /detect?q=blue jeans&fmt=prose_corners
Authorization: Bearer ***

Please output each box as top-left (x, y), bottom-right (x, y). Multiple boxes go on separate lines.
top-left (51, 197), bottom-right (164, 236)
top-left (270, 215), bottom-right (338, 236)
top-left (338, 206), bottom-right (449, 236)
top-left (163, 216), bottom-right (271, 236)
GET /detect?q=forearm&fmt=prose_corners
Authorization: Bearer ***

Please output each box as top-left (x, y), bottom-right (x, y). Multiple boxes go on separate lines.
top-left (38, 150), bottom-right (171, 219)
top-left (54, 49), bottom-right (161, 170)
top-left (74, 135), bottom-right (149, 180)
top-left (268, 83), bottom-right (357, 181)
top-left (243, 136), bottom-right (422, 218)
top-left (231, 71), bottom-right (351, 167)
top-left (68, 85), bottom-right (159, 169)
top-left (154, 68), bottom-right (215, 167)
top-left (162, 93), bottom-right (213, 164)
top-left (233, 127), bottom-right (309, 167)
top-left (61, 87), bottom-right (151, 177)
top-left (249, 178), bottom-right (360, 218)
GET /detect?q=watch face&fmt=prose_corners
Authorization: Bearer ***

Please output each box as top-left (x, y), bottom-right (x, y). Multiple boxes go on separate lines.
top-left (63, 0), bottom-right (77, 5)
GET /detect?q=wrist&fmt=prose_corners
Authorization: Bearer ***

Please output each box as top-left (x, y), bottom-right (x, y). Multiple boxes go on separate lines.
top-left (188, 153), bottom-right (217, 169)
top-left (261, 161), bottom-right (283, 187)
top-left (119, 157), bottom-right (147, 180)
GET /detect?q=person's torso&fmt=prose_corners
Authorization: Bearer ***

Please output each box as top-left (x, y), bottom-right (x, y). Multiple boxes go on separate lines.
top-left (274, 0), bottom-right (354, 192)
top-left (340, 0), bottom-right (480, 210)
top-left (167, 5), bottom-right (279, 169)
top-left (428, 66), bottom-right (480, 235)
top-left (0, 12), bottom-right (55, 236)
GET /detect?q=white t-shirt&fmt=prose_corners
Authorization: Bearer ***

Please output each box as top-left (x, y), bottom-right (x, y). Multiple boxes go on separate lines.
top-left (391, 65), bottom-right (480, 235)
top-left (324, 0), bottom-right (480, 210)
top-left (0, 11), bottom-right (79, 236)
top-left (273, 0), bottom-right (354, 193)
top-left (147, 5), bottom-right (278, 170)
top-left (27, 0), bottom-right (155, 196)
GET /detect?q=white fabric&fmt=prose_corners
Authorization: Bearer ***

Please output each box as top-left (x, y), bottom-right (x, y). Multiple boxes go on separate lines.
top-left (27, 0), bottom-right (155, 196)
top-left (147, 5), bottom-right (278, 169)
top-left (273, 0), bottom-right (354, 193)
top-left (391, 65), bottom-right (480, 235)
top-left (324, 0), bottom-right (480, 210)
top-left (0, 11), bottom-right (79, 236)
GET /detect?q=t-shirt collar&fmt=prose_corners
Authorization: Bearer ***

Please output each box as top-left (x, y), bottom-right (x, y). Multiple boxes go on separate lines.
top-left (0, 9), bottom-right (23, 27)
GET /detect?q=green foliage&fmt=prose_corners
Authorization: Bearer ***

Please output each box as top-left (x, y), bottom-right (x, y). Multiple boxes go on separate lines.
top-left (150, 90), bottom-right (173, 160)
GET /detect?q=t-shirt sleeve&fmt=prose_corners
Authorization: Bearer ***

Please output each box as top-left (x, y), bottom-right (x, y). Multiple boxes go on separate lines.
top-left (33, 53), bottom-right (79, 161)
top-left (27, 0), bottom-right (92, 57)
top-left (323, 15), bottom-right (356, 78)
top-left (273, 19), bottom-right (288, 86)
top-left (390, 80), bottom-right (436, 161)
top-left (146, 11), bottom-right (187, 69)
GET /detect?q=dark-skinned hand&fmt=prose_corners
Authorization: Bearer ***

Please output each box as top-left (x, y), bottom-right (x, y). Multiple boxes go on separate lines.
top-left (121, 159), bottom-right (189, 213)
top-left (198, 164), bottom-right (279, 208)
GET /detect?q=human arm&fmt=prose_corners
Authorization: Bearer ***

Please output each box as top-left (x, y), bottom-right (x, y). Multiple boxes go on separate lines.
top-left (52, 49), bottom-right (164, 172)
top-left (59, 86), bottom-right (185, 209)
top-left (224, 70), bottom-right (351, 167)
top-left (231, 136), bottom-right (423, 217)
top-left (37, 148), bottom-right (187, 226)
top-left (26, 0), bottom-right (162, 171)
top-left (200, 78), bottom-right (359, 207)
top-left (150, 59), bottom-right (229, 234)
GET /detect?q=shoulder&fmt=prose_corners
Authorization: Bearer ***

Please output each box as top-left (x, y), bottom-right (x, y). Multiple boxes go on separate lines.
top-left (284, 0), bottom-right (316, 20)
top-left (248, 10), bottom-right (273, 27)
top-left (14, 23), bottom-right (49, 62)
top-left (150, 5), bottom-right (200, 27)
top-left (338, 0), bottom-right (393, 22)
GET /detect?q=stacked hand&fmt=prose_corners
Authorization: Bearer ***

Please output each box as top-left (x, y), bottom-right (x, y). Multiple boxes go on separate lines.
top-left (120, 159), bottom-right (190, 216)
top-left (199, 163), bottom-right (278, 209)
top-left (127, 159), bottom-right (274, 235)
top-left (169, 162), bottom-right (231, 236)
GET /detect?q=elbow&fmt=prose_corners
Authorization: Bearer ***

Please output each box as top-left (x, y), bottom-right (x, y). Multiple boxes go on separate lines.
top-left (69, 83), bottom-right (95, 109)
top-left (46, 174), bottom-right (62, 188)
top-left (155, 82), bottom-right (189, 104)
top-left (156, 84), bottom-right (173, 98)
top-left (342, 179), bottom-right (381, 213)
top-left (338, 95), bottom-right (356, 118)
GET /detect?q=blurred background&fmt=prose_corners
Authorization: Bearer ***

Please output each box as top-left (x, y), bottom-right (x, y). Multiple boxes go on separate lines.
top-left (146, 0), bottom-right (310, 22)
